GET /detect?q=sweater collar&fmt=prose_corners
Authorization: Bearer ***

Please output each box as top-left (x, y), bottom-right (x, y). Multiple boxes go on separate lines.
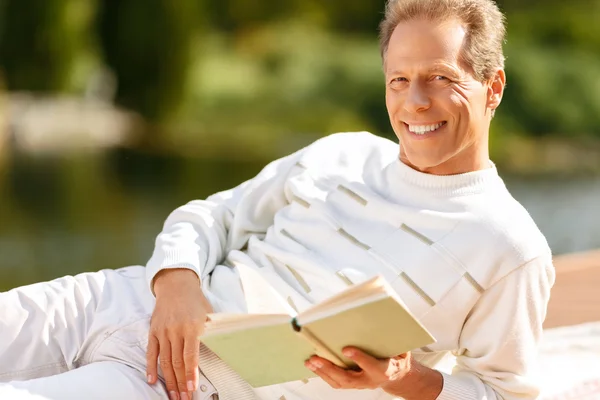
top-left (390, 158), bottom-right (502, 196)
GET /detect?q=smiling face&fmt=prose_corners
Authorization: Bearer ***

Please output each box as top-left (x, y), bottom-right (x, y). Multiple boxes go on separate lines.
top-left (384, 18), bottom-right (505, 175)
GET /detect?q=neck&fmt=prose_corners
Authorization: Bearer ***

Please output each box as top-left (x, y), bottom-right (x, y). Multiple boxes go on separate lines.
top-left (400, 136), bottom-right (490, 176)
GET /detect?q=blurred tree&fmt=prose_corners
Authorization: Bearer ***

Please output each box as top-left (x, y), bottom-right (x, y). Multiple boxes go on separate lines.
top-left (0, 0), bottom-right (90, 92)
top-left (205, 0), bottom-right (291, 32)
top-left (96, 0), bottom-right (199, 125)
top-left (318, 0), bottom-right (386, 33)
top-left (500, 1), bottom-right (600, 137)
top-left (0, 0), bottom-right (599, 146)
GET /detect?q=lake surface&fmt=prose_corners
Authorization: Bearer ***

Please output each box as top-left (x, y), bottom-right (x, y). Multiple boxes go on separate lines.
top-left (1, 150), bottom-right (599, 291)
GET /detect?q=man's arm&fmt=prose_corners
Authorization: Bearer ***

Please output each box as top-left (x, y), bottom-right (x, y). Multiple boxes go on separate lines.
top-left (307, 254), bottom-right (555, 400)
top-left (145, 148), bottom-right (306, 400)
top-left (145, 131), bottom-right (377, 294)
top-left (434, 254), bottom-right (555, 400)
top-left (145, 148), bottom-right (306, 295)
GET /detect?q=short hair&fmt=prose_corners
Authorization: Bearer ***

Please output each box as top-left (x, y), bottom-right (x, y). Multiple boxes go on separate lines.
top-left (379, 0), bottom-right (506, 82)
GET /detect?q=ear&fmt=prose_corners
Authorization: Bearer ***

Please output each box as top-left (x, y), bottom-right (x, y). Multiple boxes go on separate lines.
top-left (487, 69), bottom-right (506, 111)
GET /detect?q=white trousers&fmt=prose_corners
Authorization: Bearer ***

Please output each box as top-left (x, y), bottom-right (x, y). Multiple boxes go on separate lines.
top-left (0, 266), bottom-right (218, 400)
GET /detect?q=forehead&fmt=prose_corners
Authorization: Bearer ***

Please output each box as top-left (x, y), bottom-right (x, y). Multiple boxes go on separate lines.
top-left (385, 18), bottom-right (467, 72)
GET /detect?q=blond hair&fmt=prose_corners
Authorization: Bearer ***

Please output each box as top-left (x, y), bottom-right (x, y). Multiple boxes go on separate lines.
top-left (379, 0), bottom-right (506, 82)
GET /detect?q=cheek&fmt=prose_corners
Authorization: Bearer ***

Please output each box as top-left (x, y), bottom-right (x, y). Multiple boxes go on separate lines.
top-left (447, 90), bottom-right (476, 128)
top-left (451, 84), bottom-right (487, 120)
top-left (385, 91), bottom-right (403, 123)
top-left (385, 89), bottom-right (397, 112)
top-left (448, 93), bottom-right (465, 111)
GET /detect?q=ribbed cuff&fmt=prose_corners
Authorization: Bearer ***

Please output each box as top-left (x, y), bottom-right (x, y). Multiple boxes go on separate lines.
top-left (146, 248), bottom-right (207, 296)
top-left (436, 372), bottom-right (479, 400)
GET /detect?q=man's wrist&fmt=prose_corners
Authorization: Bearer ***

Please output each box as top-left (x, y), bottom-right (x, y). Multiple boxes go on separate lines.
top-left (383, 358), bottom-right (443, 400)
top-left (153, 268), bottom-right (201, 297)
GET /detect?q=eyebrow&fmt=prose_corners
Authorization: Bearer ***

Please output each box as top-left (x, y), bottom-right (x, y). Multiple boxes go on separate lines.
top-left (386, 63), bottom-right (463, 78)
top-left (428, 64), bottom-right (462, 77)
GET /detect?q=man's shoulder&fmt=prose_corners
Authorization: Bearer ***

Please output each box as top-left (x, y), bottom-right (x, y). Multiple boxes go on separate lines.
top-left (441, 189), bottom-right (552, 290)
top-left (298, 131), bottom-right (398, 171)
top-left (308, 131), bottom-right (394, 148)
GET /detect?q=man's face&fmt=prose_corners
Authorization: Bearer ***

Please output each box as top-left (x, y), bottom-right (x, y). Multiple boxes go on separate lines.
top-left (384, 18), bottom-right (504, 175)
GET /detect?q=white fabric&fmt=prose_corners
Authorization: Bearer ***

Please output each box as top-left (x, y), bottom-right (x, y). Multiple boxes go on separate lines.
top-left (538, 322), bottom-right (600, 399)
top-left (0, 266), bottom-right (218, 400)
top-left (198, 343), bottom-right (255, 400)
top-left (146, 132), bottom-right (555, 399)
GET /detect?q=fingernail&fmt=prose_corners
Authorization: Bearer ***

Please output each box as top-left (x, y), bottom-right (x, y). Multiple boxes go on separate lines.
top-left (187, 380), bottom-right (194, 391)
top-left (311, 360), bottom-right (323, 368)
top-left (180, 392), bottom-right (189, 400)
top-left (343, 349), bottom-right (355, 357)
top-left (306, 363), bottom-right (316, 371)
top-left (169, 391), bottom-right (178, 400)
top-left (147, 374), bottom-right (153, 384)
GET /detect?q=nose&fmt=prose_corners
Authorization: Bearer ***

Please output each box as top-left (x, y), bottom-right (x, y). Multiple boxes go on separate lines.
top-left (403, 82), bottom-right (431, 113)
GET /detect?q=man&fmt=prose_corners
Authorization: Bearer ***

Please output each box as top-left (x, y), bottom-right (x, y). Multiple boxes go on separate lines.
top-left (0, 0), bottom-right (554, 399)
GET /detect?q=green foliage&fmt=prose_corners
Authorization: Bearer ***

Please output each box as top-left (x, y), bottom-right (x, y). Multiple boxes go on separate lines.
top-left (204, 0), bottom-right (292, 31)
top-left (501, 44), bottom-right (600, 137)
top-left (316, 0), bottom-right (386, 33)
top-left (497, 2), bottom-right (600, 137)
top-left (0, 0), bottom-right (94, 92)
top-left (95, 0), bottom-right (199, 123)
top-left (0, 0), bottom-right (599, 146)
top-left (169, 22), bottom-right (390, 158)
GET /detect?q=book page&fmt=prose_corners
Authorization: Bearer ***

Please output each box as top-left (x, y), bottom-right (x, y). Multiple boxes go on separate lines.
top-left (201, 320), bottom-right (318, 387)
top-left (297, 275), bottom-right (402, 325)
top-left (296, 292), bottom-right (388, 326)
top-left (302, 296), bottom-right (435, 368)
top-left (200, 276), bottom-right (434, 387)
top-left (204, 313), bottom-right (290, 335)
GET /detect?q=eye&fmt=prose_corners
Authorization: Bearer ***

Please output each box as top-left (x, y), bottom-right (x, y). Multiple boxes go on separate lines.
top-left (391, 77), bottom-right (408, 83)
top-left (434, 75), bottom-right (449, 81)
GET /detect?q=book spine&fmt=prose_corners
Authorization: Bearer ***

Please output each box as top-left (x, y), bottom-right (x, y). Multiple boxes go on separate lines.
top-left (291, 318), bottom-right (346, 368)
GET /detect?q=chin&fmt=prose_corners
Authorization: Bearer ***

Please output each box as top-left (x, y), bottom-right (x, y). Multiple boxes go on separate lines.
top-left (403, 152), bottom-right (438, 168)
top-left (403, 153), bottom-right (451, 174)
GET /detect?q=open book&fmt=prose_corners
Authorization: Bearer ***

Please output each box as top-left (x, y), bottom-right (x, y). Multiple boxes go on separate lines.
top-left (201, 275), bottom-right (436, 387)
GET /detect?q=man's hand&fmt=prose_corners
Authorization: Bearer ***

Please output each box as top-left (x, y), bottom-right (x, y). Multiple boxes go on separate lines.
top-left (305, 348), bottom-right (443, 400)
top-left (146, 269), bottom-right (213, 400)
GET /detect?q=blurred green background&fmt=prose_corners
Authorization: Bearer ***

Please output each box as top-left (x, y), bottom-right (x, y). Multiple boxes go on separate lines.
top-left (1, 0), bottom-right (599, 291)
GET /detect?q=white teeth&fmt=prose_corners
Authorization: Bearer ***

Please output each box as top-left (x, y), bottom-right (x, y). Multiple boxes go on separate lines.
top-left (408, 122), bottom-right (445, 134)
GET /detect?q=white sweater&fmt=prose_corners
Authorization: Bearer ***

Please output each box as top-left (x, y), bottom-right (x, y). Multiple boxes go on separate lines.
top-left (146, 132), bottom-right (555, 400)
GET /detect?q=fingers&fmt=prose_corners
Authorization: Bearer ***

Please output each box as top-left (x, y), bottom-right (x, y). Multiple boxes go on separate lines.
top-left (146, 283), bottom-right (209, 399)
top-left (344, 348), bottom-right (412, 383)
top-left (343, 347), bottom-right (385, 373)
top-left (158, 340), bottom-right (180, 400)
top-left (151, 333), bottom-right (198, 400)
top-left (183, 334), bottom-right (201, 393)
top-left (146, 334), bottom-right (160, 384)
top-left (305, 356), bottom-right (369, 390)
top-left (307, 361), bottom-right (342, 389)
top-left (171, 338), bottom-right (192, 400)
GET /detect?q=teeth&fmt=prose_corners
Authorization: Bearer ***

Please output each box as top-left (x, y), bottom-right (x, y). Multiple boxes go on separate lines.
top-left (408, 122), bottom-right (445, 134)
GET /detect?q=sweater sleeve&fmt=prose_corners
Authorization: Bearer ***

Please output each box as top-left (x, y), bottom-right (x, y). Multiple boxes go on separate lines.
top-left (145, 149), bottom-right (305, 295)
top-left (436, 254), bottom-right (555, 400)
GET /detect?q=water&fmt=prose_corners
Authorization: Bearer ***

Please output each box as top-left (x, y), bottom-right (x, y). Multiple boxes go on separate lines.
top-left (1, 150), bottom-right (599, 291)
top-left (505, 176), bottom-right (600, 256)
